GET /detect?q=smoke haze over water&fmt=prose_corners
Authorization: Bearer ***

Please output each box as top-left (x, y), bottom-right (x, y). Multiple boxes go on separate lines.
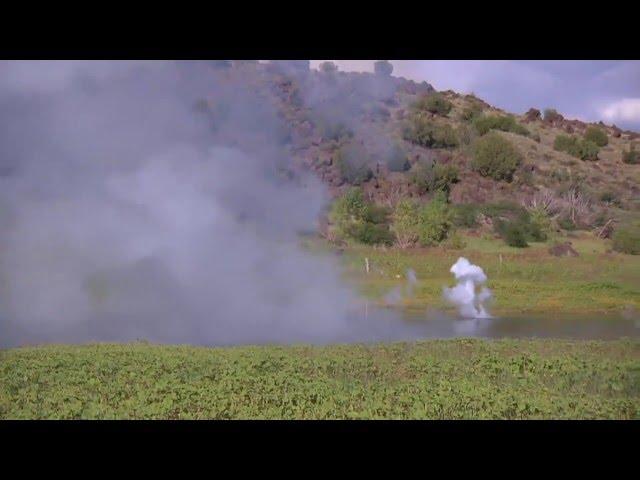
top-left (0, 60), bottom-right (362, 347)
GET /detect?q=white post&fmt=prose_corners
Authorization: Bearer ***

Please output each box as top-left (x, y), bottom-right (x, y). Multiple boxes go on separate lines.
top-left (365, 257), bottom-right (370, 274)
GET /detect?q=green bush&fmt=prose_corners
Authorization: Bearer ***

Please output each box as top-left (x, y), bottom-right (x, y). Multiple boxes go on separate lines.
top-left (444, 231), bottom-right (467, 250)
top-left (330, 188), bottom-right (393, 245)
top-left (612, 224), bottom-right (640, 255)
top-left (402, 117), bottom-right (458, 148)
top-left (390, 193), bottom-right (453, 247)
top-left (345, 222), bottom-right (394, 246)
top-left (413, 93), bottom-right (453, 115)
top-left (417, 192), bottom-right (453, 246)
top-left (492, 208), bottom-right (548, 247)
top-left (553, 134), bottom-right (599, 161)
top-left (391, 199), bottom-right (421, 247)
top-left (473, 114), bottom-right (529, 136)
top-left (528, 209), bottom-right (552, 239)
top-left (432, 164), bottom-right (459, 193)
top-left (554, 134), bottom-right (578, 153)
top-left (500, 222), bottom-right (529, 247)
top-left (471, 132), bottom-right (522, 182)
top-left (577, 139), bottom-right (600, 161)
top-left (410, 162), bottom-right (459, 195)
top-left (584, 126), bottom-right (609, 147)
top-left (330, 187), bottom-right (369, 232)
top-left (335, 143), bottom-right (374, 185)
top-left (622, 145), bottom-right (639, 164)
top-left (452, 204), bottom-right (479, 228)
top-left (459, 104), bottom-right (483, 122)
top-left (557, 216), bottom-right (577, 231)
top-left (386, 145), bottom-right (410, 172)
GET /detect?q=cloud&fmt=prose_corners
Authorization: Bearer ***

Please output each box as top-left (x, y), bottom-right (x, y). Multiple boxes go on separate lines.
top-left (601, 98), bottom-right (640, 124)
top-left (311, 60), bottom-right (640, 131)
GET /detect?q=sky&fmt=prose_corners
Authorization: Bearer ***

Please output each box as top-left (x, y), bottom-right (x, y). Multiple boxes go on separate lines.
top-left (310, 60), bottom-right (640, 132)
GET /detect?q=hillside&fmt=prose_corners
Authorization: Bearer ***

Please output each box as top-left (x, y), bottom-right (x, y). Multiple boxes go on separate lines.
top-left (195, 61), bottom-right (640, 248)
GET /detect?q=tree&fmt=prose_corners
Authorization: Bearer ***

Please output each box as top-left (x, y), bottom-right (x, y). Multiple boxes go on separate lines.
top-left (374, 60), bottom-right (393, 76)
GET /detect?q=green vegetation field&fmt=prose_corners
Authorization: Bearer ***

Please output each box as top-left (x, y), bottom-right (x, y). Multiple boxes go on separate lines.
top-left (311, 232), bottom-right (640, 315)
top-left (1, 339), bottom-right (638, 419)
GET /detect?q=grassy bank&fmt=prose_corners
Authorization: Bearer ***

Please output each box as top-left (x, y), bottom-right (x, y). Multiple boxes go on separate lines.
top-left (311, 232), bottom-right (640, 315)
top-left (1, 339), bottom-right (638, 419)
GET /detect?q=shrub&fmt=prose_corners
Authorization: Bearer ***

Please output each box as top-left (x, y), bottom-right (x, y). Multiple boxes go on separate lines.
top-left (391, 199), bottom-right (421, 248)
top-left (432, 164), bottom-right (459, 193)
top-left (330, 188), bottom-right (393, 245)
top-left (528, 208), bottom-right (553, 239)
top-left (409, 161), bottom-right (435, 194)
top-left (471, 132), bottom-right (522, 181)
top-left (417, 192), bottom-right (453, 246)
top-left (444, 231), bottom-right (467, 250)
top-left (317, 119), bottom-right (353, 142)
top-left (622, 145), bottom-right (639, 164)
top-left (577, 139), bottom-right (600, 161)
top-left (335, 143), bottom-right (374, 185)
top-left (554, 134), bottom-right (578, 153)
top-left (410, 162), bottom-right (459, 195)
top-left (374, 60), bottom-right (393, 76)
top-left (473, 114), bottom-right (529, 137)
top-left (557, 216), bottom-right (577, 231)
top-left (345, 222), bottom-right (395, 246)
top-left (500, 221), bottom-right (529, 247)
top-left (330, 187), bottom-right (369, 232)
top-left (544, 109), bottom-right (562, 122)
top-left (386, 145), bottom-right (410, 172)
top-left (459, 104), bottom-right (483, 122)
top-left (452, 204), bottom-right (479, 228)
top-left (390, 192), bottom-right (453, 247)
top-left (584, 126), bottom-right (609, 147)
top-left (456, 124), bottom-right (476, 146)
top-left (402, 117), bottom-right (458, 148)
top-left (612, 224), bottom-right (640, 255)
top-left (554, 134), bottom-right (599, 161)
top-left (413, 93), bottom-right (453, 116)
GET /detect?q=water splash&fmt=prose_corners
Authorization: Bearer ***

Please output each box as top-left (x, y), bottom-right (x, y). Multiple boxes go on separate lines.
top-left (443, 257), bottom-right (492, 318)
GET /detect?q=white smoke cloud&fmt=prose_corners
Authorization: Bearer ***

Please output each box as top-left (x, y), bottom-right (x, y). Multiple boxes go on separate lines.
top-left (443, 257), bottom-right (492, 319)
top-left (0, 60), bottom-right (360, 347)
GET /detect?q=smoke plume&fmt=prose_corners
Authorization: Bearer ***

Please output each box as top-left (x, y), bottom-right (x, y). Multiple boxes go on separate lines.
top-left (443, 257), bottom-right (492, 318)
top-left (0, 60), bottom-right (361, 347)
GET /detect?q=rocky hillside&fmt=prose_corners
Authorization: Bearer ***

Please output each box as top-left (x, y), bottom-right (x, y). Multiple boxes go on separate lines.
top-left (197, 60), bottom-right (640, 236)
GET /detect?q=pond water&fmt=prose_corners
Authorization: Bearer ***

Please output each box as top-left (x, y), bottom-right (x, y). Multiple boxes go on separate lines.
top-left (333, 306), bottom-right (640, 344)
top-left (2, 307), bottom-right (638, 348)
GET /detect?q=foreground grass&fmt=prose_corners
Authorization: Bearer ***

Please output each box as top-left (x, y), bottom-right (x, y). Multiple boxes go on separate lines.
top-left (311, 232), bottom-right (640, 315)
top-left (1, 339), bottom-right (638, 419)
